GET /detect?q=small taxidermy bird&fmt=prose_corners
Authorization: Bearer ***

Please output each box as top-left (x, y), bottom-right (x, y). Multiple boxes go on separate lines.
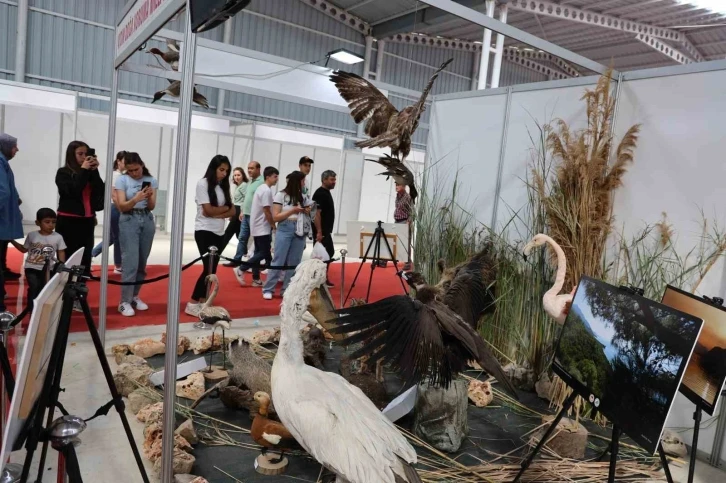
top-left (251, 392), bottom-right (303, 462)
top-left (328, 245), bottom-right (518, 398)
top-left (368, 156), bottom-right (418, 204)
top-left (147, 41), bottom-right (180, 70)
top-left (152, 80), bottom-right (209, 109)
top-left (330, 58), bottom-right (453, 161)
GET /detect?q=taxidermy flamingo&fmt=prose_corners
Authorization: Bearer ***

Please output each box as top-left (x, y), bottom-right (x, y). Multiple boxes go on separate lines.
top-left (271, 259), bottom-right (422, 483)
top-left (522, 234), bottom-right (576, 325)
top-left (199, 274), bottom-right (232, 369)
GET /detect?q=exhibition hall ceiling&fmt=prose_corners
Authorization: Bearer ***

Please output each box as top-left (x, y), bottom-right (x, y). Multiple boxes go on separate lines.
top-left (334, 0), bottom-right (726, 73)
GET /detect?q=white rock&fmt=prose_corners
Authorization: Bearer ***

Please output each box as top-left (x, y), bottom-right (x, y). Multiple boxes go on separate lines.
top-left (176, 372), bottom-right (205, 401)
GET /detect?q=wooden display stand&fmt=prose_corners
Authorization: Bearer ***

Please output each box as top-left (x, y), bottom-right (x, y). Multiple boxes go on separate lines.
top-left (255, 453), bottom-right (289, 475)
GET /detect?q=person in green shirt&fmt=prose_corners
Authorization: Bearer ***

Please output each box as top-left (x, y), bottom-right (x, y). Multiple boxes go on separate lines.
top-left (220, 166), bottom-right (249, 252)
top-left (225, 161), bottom-right (264, 265)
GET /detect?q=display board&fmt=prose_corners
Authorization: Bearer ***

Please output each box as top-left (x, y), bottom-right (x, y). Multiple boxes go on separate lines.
top-left (345, 221), bottom-right (409, 261)
top-left (0, 248), bottom-right (84, 472)
top-left (661, 286), bottom-right (726, 415)
top-left (553, 276), bottom-right (703, 454)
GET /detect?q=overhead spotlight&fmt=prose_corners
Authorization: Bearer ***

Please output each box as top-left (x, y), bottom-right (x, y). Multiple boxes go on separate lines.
top-left (325, 48), bottom-right (365, 67)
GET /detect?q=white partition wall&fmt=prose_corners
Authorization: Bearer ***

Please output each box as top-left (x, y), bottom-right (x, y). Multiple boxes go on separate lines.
top-left (337, 151), bottom-right (365, 235)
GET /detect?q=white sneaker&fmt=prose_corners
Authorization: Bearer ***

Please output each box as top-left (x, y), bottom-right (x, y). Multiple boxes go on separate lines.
top-left (114, 267), bottom-right (123, 274)
top-left (118, 302), bottom-right (135, 317)
top-left (132, 297), bottom-right (148, 311)
top-left (262, 292), bottom-right (273, 300)
top-left (185, 302), bottom-right (201, 317)
top-left (233, 267), bottom-right (246, 286)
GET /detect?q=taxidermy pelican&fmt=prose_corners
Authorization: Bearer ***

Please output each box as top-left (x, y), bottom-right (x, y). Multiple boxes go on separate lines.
top-left (330, 58), bottom-right (453, 161)
top-left (368, 156), bottom-right (418, 204)
top-left (522, 234), bottom-right (576, 325)
top-left (147, 41), bottom-right (179, 70)
top-left (199, 274), bottom-right (232, 369)
top-left (152, 80), bottom-right (209, 109)
top-left (329, 245), bottom-right (518, 398)
top-left (271, 259), bottom-right (422, 483)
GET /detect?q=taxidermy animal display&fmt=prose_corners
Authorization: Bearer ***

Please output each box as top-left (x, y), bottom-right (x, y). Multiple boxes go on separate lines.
top-left (152, 80), bottom-right (209, 109)
top-left (271, 259), bottom-right (422, 483)
top-left (229, 338), bottom-right (274, 413)
top-left (522, 234), bottom-right (576, 325)
top-left (329, 246), bottom-right (518, 398)
top-left (305, 283), bottom-right (344, 342)
top-left (302, 327), bottom-right (326, 370)
top-left (368, 156), bottom-right (418, 204)
top-left (251, 392), bottom-right (303, 461)
top-left (198, 274), bottom-right (232, 368)
top-left (147, 41), bottom-right (179, 70)
top-left (330, 58), bottom-right (453, 161)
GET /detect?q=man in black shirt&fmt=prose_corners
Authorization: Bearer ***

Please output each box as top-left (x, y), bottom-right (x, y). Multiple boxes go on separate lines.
top-left (312, 170), bottom-right (337, 287)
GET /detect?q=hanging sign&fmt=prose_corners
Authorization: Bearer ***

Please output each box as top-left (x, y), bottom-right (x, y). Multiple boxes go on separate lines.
top-left (115, 0), bottom-right (186, 68)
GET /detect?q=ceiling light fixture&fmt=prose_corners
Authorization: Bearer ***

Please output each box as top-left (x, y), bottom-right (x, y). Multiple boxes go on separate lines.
top-left (679, 1), bottom-right (726, 14)
top-left (325, 48), bottom-right (365, 67)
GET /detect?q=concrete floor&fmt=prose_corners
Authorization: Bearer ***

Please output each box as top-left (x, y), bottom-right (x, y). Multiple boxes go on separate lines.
top-left (6, 230), bottom-right (726, 482)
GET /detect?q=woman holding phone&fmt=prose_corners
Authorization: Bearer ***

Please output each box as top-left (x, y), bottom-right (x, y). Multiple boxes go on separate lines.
top-left (55, 140), bottom-right (105, 279)
top-left (114, 152), bottom-right (158, 317)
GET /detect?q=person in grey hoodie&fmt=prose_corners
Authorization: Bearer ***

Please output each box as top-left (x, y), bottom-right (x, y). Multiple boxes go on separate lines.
top-left (0, 133), bottom-right (23, 312)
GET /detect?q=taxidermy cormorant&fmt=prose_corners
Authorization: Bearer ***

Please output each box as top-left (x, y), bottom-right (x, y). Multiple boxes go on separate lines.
top-left (327, 246), bottom-right (518, 399)
top-left (147, 41), bottom-right (180, 70)
top-left (152, 80), bottom-right (209, 109)
top-left (330, 58), bottom-right (453, 161)
top-left (368, 155), bottom-right (418, 204)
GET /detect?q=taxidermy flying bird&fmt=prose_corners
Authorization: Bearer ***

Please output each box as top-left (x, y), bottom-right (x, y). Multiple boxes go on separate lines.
top-left (368, 156), bottom-right (418, 204)
top-left (152, 80), bottom-right (209, 109)
top-left (522, 234), bottom-right (576, 325)
top-left (328, 246), bottom-right (519, 398)
top-left (271, 260), bottom-right (422, 483)
top-left (147, 40), bottom-right (180, 70)
top-left (330, 58), bottom-right (453, 161)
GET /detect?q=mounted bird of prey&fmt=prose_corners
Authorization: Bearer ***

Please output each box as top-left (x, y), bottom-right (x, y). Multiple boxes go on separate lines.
top-left (367, 156), bottom-right (418, 204)
top-left (330, 58), bottom-right (453, 161)
top-left (327, 245), bottom-right (518, 398)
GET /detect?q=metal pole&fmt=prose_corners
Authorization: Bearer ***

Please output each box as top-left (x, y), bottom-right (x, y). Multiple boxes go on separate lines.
top-left (216, 19), bottom-right (233, 116)
top-left (339, 249), bottom-right (347, 309)
top-left (490, 86), bottom-right (513, 230)
top-left (363, 36), bottom-right (374, 79)
top-left (375, 40), bottom-right (386, 81)
top-left (98, 68), bottom-right (119, 347)
top-left (72, 93), bottom-right (79, 140)
top-left (160, 6), bottom-right (197, 482)
top-left (14, 0), bottom-right (28, 82)
top-left (477, 0), bottom-right (495, 90)
top-left (491, 3), bottom-right (508, 89)
top-left (470, 50), bottom-right (481, 91)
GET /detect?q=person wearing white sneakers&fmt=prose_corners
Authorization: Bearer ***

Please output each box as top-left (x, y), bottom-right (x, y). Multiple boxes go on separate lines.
top-left (114, 153), bottom-right (158, 317)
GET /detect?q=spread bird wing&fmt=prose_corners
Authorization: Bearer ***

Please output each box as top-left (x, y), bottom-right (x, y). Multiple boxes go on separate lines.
top-left (167, 40), bottom-right (179, 52)
top-left (443, 266), bottom-right (495, 329)
top-left (408, 58), bottom-right (454, 132)
top-left (329, 71), bottom-right (398, 138)
top-left (367, 157), bottom-right (415, 185)
top-left (276, 369), bottom-right (417, 483)
top-left (328, 296), bottom-right (458, 388)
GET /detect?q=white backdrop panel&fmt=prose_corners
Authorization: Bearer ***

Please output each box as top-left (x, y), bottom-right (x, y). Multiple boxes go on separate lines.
top-left (4, 105), bottom-right (63, 228)
top-left (231, 136), bottom-right (252, 171)
top-left (427, 94), bottom-right (508, 230)
top-left (158, 127), bottom-right (174, 191)
top-left (497, 84), bottom-right (595, 237)
top-left (216, 135), bottom-right (234, 161)
top-left (337, 151), bottom-right (364, 235)
top-left (279, 144), bottom-right (313, 183)
top-left (359, 158), bottom-right (395, 224)
top-left (175, 131), bottom-right (221, 235)
top-left (252, 139), bottom-right (282, 195)
top-left (116, 119), bottom-right (163, 182)
top-left (309, 148), bottom-right (341, 193)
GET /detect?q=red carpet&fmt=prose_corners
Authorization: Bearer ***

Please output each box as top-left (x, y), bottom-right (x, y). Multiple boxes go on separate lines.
top-left (2, 247), bottom-right (406, 333)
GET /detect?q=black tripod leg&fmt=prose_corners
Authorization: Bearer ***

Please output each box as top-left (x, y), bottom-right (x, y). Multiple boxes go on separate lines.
top-left (22, 286), bottom-right (76, 483)
top-left (513, 390), bottom-right (579, 483)
top-left (688, 406), bottom-right (701, 483)
top-left (365, 231), bottom-right (382, 303)
top-left (608, 426), bottom-right (621, 483)
top-left (659, 443), bottom-right (675, 483)
top-left (344, 232), bottom-right (378, 306)
top-left (78, 291), bottom-right (150, 483)
top-left (62, 443), bottom-right (84, 483)
top-left (0, 342), bottom-right (15, 398)
top-left (379, 231), bottom-right (408, 295)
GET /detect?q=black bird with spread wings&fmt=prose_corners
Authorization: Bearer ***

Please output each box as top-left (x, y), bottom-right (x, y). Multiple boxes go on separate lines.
top-left (330, 58), bottom-right (453, 161)
top-left (367, 155), bottom-right (418, 203)
top-left (327, 246), bottom-right (518, 398)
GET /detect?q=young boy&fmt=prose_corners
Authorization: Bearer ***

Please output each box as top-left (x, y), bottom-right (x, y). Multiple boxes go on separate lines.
top-left (10, 208), bottom-right (66, 310)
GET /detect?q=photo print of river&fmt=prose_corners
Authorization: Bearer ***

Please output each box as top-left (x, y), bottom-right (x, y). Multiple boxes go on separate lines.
top-left (553, 276), bottom-right (703, 454)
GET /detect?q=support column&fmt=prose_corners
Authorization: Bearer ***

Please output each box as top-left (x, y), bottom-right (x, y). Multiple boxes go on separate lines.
top-left (375, 39), bottom-right (386, 82)
top-left (491, 3), bottom-right (508, 89)
top-left (476, 0), bottom-right (495, 90)
top-left (15, 0), bottom-right (28, 82)
top-left (216, 18), bottom-right (233, 116)
top-left (363, 35), bottom-right (374, 79)
top-left (470, 50), bottom-right (481, 90)
top-left (160, 4), bottom-right (197, 481)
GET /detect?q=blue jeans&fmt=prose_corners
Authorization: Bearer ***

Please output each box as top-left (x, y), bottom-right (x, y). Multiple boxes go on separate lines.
top-left (263, 220), bottom-right (306, 294)
top-left (92, 204), bottom-right (122, 267)
top-left (118, 210), bottom-right (155, 303)
top-left (233, 214), bottom-right (251, 261)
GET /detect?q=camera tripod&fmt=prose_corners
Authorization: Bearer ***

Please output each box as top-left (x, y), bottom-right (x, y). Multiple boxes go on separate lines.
top-left (18, 264), bottom-right (149, 483)
top-left (344, 221), bottom-right (408, 306)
